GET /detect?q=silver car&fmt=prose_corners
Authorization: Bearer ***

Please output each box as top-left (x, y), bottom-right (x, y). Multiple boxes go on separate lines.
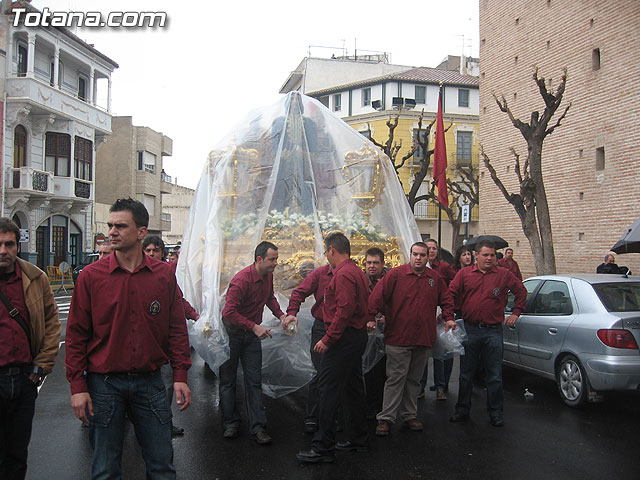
top-left (504, 274), bottom-right (640, 407)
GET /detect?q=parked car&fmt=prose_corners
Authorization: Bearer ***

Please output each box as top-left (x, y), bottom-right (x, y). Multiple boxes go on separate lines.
top-left (72, 253), bottom-right (99, 283)
top-left (504, 274), bottom-right (640, 407)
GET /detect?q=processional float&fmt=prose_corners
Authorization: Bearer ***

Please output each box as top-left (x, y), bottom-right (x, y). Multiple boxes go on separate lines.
top-left (177, 92), bottom-right (420, 397)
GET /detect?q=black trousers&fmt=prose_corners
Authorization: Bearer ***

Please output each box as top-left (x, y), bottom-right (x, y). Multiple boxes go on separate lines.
top-left (0, 373), bottom-right (37, 480)
top-left (312, 328), bottom-right (368, 453)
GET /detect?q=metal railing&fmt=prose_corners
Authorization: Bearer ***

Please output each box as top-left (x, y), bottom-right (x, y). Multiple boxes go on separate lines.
top-left (10, 167), bottom-right (54, 193)
top-left (74, 180), bottom-right (91, 199)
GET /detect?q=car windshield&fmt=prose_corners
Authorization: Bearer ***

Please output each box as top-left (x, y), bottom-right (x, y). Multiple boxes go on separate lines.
top-left (592, 282), bottom-right (640, 312)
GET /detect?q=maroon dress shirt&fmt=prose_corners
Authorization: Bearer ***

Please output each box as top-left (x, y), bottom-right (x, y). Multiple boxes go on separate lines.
top-left (0, 263), bottom-right (31, 366)
top-left (222, 264), bottom-right (284, 330)
top-left (498, 257), bottom-right (523, 281)
top-left (66, 254), bottom-right (191, 395)
top-left (321, 259), bottom-right (371, 347)
top-left (369, 264), bottom-right (454, 347)
top-left (430, 259), bottom-right (457, 285)
top-left (449, 264), bottom-right (527, 325)
top-left (287, 264), bottom-right (332, 320)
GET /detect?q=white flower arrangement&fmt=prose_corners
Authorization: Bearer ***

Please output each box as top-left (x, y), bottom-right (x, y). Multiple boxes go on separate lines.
top-left (220, 208), bottom-right (387, 242)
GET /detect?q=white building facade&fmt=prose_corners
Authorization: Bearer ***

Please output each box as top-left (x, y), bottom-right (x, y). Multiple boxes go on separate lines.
top-left (1, 1), bottom-right (117, 269)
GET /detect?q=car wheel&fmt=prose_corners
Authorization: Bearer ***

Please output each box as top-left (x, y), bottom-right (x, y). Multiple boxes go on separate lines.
top-left (556, 354), bottom-right (589, 407)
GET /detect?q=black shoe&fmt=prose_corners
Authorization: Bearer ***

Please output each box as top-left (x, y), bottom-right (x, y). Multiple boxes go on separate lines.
top-left (449, 412), bottom-right (469, 423)
top-left (296, 449), bottom-right (335, 463)
top-left (223, 427), bottom-right (239, 439)
top-left (251, 431), bottom-right (272, 445)
top-left (335, 441), bottom-right (369, 453)
top-left (490, 417), bottom-right (505, 427)
top-left (304, 421), bottom-right (318, 434)
top-left (171, 425), bottom-right (185, 437)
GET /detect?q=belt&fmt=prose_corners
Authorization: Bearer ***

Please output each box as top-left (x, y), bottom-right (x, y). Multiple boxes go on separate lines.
top-left (464, 320), bottom-right (500, 329)
top-left (0, 366), bottom-right (27, 375)
top-left (103, 370), bottom-right (159, 377)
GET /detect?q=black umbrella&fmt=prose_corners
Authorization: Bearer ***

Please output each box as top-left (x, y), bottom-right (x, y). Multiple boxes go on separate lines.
top-left (611, 218), bottom-right (640, 254)
top-left (465, 235), bottom-right (509, 251)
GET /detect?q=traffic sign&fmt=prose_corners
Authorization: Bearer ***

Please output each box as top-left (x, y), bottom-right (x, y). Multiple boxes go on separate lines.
top-left (461, 204), bottom-right (470, 224)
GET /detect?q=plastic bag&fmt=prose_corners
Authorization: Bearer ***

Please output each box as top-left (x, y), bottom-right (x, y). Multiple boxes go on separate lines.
top-left (432, 319), bottom-right (467, 360)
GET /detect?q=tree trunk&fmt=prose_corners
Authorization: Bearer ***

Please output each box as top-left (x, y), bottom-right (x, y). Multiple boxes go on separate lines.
top-left (529, 144), bottom-right (556, 274)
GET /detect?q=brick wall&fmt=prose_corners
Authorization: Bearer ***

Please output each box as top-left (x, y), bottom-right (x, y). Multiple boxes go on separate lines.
top-left (479, 0), bottom-right (640, 277)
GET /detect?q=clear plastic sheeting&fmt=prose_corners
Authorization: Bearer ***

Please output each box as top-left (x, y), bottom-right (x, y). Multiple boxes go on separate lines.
top-left (177, 92), bottom-right (421, 398)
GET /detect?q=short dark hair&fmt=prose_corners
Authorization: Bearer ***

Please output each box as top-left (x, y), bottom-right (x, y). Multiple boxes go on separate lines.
top-left (505, 248), bottom-right (514, 254)
top-left (325, 232), bottom-right (350, 256)
top-left (475, 240), bottom-right (496, 253)
top-left (143, 235), bottom-right (165, 251)
top-left (255, 241), bottom-right (278, 261)
top-left (0, 217), bottom-right (20, 243)
top-left (110, 198), bottom-right (149, 228)
top-left (411, 241), bottom-right (428, 254)
top-left (365, 247), bottom-right (384, 264)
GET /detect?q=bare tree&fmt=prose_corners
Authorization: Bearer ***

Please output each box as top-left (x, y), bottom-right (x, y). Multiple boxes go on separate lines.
top-left (366, 110), bottom-right (479, 252)
top-left (481, 68), bottom-right (571, 275)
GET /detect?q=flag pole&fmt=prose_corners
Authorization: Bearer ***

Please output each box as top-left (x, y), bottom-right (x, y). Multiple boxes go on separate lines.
top-left (436, 82), bottom-right (445, 248)
top-left (438, 204), bottom-right (442, 246)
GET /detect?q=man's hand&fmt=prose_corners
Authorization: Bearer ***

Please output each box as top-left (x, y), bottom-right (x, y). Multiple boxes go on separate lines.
top-left (28, 373), bottom-right (45, 386)
top-left (71, 392), bottom-right (93, 425)
top-left (281, 314), bottom-right (298, 329)
top-left (314, 339), bottom-right (329, 354)
top-left (173, 382), bottom-right (192, 411)
top-left (366, 320), bottom-right (377, 333)
top-left (252, 323), bottom-right (272, 340)
top-left (504, 314), bottom-right (519, 327)
top-left (444, 319), bottom-right (457, 332)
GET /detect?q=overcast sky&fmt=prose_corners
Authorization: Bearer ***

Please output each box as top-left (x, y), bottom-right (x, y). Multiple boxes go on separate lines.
top-left (31, 0), bottom-right (479, 189)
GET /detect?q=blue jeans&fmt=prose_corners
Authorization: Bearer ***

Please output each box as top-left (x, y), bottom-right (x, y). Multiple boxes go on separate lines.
top-left (0, 372), bottom-right (37, 480)
top-left (219, 324), bottom-right (266, 435)
top-left (454, 323), bottom-right (504, 419)
top-left (87, 371), bottom-right (175, 480)
top-left (420, 357), bottom-right (453, 390)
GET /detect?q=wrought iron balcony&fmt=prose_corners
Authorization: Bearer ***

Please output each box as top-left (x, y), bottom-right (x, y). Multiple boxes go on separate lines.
top-left (74, 180), bottom-right (91, 199)
top-left (9, 167), bottom-right (54, 194)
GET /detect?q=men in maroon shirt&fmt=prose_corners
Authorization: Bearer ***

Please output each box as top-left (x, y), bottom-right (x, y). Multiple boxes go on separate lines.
top-left (219, 241), bottom-right (296, 445)
top-left (420, 239), bottom-right (456, 401)
top-left (143, 235), bottom-right (198, 437)
top-left (363, 247), bottom-right (388, 419)
top-left (370, 242), bottom-right (455, 436)
top-left (449, 240), bottom-right (527, 427)
top-left (286, 263), bottom-right (333, 433)
top-left (498, 248), bottom-right (523, 281)
top-left (297, 232), bottom-right (371, 463)
top-left (0, 217), bottom-right (60, 480)
top-left (66, 198), bottom-right (192, 479)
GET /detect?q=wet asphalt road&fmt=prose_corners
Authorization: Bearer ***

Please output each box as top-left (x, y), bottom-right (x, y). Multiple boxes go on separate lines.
top-left (26, 296), bottom-right (640, 480)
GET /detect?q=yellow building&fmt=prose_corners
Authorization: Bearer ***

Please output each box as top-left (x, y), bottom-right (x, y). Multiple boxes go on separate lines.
top-left (305, 66), bottom-right (480, 251)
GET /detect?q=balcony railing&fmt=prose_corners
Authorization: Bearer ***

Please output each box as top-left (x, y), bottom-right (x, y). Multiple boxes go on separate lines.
top-left (9, 167), bottom-right (54, 194)
top-left (161, 171), bottom-right (172, 183)
top-left (74, 180), bottom-right (91, 199)
top-left (6, 77), bottom-right (112, 134)
top-left (450, 152), bottom-right (480, 168)
top-left (413, 200), bottom-right (479, 221)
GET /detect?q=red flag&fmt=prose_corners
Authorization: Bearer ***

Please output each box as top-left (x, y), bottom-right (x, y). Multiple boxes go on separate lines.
top-left (433, 91), bottom-right (449, 207)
